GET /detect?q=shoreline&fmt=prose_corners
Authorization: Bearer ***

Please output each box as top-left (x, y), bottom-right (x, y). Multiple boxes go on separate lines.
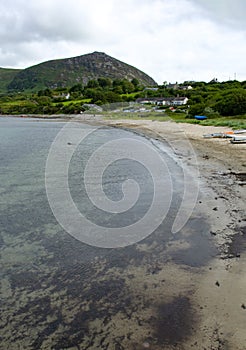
top-left (2, 115), bottom-right (246, 349)
top-left (102, 118), bottom-right (246, 247)
top-left (100, 118), bottom-right (246, 349)
top-left (3, 115), bottom-right (246, 255)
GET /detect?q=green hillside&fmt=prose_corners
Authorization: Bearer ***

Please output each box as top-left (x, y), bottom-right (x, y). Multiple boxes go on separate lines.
top-left (0, 68), bottom-right (21, 93)
top-left (7, 52), bottom-right (157, 92)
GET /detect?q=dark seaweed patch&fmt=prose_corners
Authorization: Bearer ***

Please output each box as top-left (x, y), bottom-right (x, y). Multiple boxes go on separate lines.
top-left (15, 296), bottom-right (52, 322)
top-left (51, 310), bottom-right (91, 349)
top-left (32, 318), bottom-right (60, 349)
top-left (9, 271), bottom-right (43, 290)
top-left (227, 226), bottom-right (246, 257)
top-left (153, 297), bottom-right (194, 345)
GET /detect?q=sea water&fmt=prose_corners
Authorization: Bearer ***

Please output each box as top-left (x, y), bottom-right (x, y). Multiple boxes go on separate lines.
top-left (0, 117), bottom-right (215, 349)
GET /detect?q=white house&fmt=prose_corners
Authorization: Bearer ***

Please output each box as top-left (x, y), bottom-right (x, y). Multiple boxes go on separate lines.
top-left (136, 97), bottom-right (188, 106)
top-left (172, 97), bottom-right (189, 105)
top-left (179, 85), bottom-right (193, 91)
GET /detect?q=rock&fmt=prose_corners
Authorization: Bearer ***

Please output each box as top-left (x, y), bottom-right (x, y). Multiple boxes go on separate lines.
top-left (210, 231), bottom-right (217, 236)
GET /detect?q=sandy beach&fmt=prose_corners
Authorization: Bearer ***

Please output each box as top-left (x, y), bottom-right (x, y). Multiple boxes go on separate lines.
top-left (99, 118), bottom-right (246, 349)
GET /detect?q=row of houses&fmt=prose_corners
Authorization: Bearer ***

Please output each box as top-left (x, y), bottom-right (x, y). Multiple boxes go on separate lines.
top-left (144, 84), bottom-right (193, 91)
top-left (136, 97), bottom-right (188, 106)
top-left (165, 83), bottom-right (193, 90)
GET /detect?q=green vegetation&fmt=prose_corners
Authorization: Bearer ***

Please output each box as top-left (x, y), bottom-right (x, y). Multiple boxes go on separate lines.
top-left (105, 109), bottom-right (246, 129)
top-left (186, 81), bottom-right (246, 117)
top-left (0, 78), bottom-right (245, 129)
top-left (0, 68), bottom-right (21, 93)
top-left (173, 115), bottom-right (246, 129)
top-left (0, 77), bottom-right (144, 114)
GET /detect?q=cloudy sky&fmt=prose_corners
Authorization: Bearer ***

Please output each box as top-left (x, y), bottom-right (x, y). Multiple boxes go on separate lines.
top-left (0, 0), bottom-right (245, 83)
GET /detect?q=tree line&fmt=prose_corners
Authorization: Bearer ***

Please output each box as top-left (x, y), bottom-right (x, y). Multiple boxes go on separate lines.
top-left (0, 78), bottom-right (245, 116)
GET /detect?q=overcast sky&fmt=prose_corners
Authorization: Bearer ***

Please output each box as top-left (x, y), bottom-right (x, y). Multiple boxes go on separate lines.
top-left (0, 0), bottom-right (245, 83)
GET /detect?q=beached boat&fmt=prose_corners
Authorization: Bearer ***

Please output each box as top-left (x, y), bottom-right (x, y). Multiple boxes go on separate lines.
top-left (203, 133), bottom-right (225, 138)
top-left (203, 129), bottom-right (246, 140)
top-left (194, 115), bottom-right (207, 120)
top-left (233, 130), bottom-right (246, 134)
top-left (230, 136), bottom-right (246, 144)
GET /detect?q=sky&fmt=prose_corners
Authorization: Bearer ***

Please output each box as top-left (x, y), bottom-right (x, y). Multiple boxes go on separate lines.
top-left (0, 0), bottom-right (245, 84)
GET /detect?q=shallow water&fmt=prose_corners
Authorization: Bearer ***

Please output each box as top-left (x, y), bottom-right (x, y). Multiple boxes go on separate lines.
top-left (0, 117), bottom-right (216, 349)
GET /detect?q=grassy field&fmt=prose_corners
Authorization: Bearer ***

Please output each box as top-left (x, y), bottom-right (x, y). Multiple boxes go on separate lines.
top-left (0, 99), bottom-right (38, 114)
top-left (104, 111), bottom-right (246, 129)
top-left (52, 98), bottom-right (91, 107)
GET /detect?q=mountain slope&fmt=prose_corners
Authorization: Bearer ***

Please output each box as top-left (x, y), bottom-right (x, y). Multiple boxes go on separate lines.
top-left (7, 52), bottom-right (157, 92)
top-left (0, 68), bottom-right (22, 93)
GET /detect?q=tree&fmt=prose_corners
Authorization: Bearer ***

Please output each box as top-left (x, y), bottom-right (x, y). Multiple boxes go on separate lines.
top-left (69, 84), bottom-right (83, 93)
top-left (113, 79), bottom-right (122, 87)
top-left (214, 89), bottom-right (246, 116)
top-left (188, 103), bottom-right (206, 117)
top-left (131, 78), bottom-right (140, 90)
top-left (97, 77), bottom-right (112, 89)
top-left (104, 91), bottom-right (122, 103)
top-left (113, 85), bottom-right (123, 94)
top-left (38, 88), bottom-right (52, 97)
top-left (189, 94), bottom-right (204, 104)
top-left (86, 79), bottom-right (99, 88)
top-left (121, 79), bottom-right (135, 94)
top-left (36, 96), bottom-right (52, 106)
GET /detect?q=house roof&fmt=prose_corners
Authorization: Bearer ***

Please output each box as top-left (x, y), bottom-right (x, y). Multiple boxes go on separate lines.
top-left (136, 97), bottom-right (188, 102)
top-left (173, 97), bottom-right (188, 101)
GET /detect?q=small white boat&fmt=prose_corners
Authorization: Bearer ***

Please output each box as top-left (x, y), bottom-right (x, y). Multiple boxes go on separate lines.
top-left (233, 130), bottom-right (246, 134)
top-left (230, 135), bottom-right (246, 144)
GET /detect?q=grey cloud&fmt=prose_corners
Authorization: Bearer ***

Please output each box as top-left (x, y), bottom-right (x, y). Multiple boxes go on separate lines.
top-left (188, 0), bottom-right (246, 30)
top-left (0, 0), bottom-right (92, 45)
top-left (0, 0), bottom-right (245, 82)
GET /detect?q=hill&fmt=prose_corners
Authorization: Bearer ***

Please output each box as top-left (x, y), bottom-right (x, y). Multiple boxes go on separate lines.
top-left (0, 68), bottom-right (22, 93)
top-left (7, 52), bottom-right (157, 92)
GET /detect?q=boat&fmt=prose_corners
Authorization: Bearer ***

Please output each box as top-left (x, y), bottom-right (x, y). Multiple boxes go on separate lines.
top-left (233, 130), bottom-right (246, 134)
top-left (194, 115), bottom-right (207, 120)
top-left (203, 129), bottom-right (246, 139)
top-left (230, 136), bottom-right (246, 144)
top-left (203, 133), bottom-right (225, 138)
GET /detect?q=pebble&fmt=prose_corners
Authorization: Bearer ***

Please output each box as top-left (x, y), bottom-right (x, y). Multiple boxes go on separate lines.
top-left (143, 342), bottom-right (150, 348)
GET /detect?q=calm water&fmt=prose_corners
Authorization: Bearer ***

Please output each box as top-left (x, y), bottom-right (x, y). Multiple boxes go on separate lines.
top-left (0, 117), bottom-right (215, 349)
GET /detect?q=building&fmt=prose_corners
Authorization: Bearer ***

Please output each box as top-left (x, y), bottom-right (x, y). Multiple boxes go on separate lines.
top-left (143, 87), bottom-right (159, 91)
top-left (178, 85), bottom-right (193, 91)
top-left (136, 96), bottom-right (188, 106)
top-left (166, 83), bottom-right (179, 89)
top-left (172, 97), bottom-right (189, 105)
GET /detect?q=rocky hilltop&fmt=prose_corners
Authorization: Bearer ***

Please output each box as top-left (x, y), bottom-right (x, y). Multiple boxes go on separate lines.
top-left (7, 52), bottom-right (157, 92)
